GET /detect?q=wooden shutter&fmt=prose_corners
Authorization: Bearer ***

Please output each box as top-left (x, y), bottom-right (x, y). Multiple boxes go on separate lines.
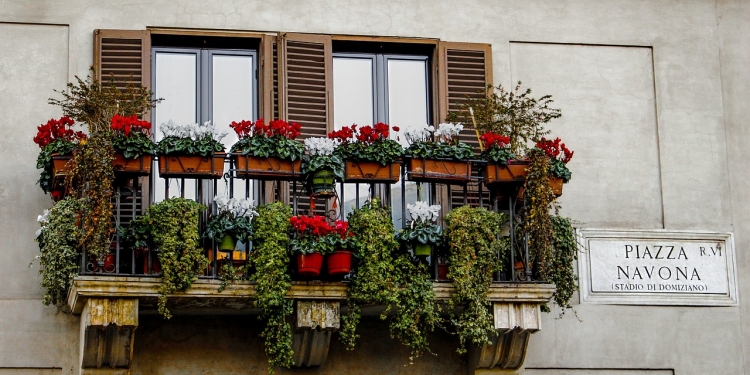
top-left (437, 42), bottom-right (493, 209)
top-left (94, 29), bottom-right (151, 90)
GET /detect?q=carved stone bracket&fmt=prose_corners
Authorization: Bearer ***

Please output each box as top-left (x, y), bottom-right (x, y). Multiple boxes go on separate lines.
top-left (469, 302), bottom-right (543, 374)
top-left (79, 298), bottom-right (139, 375)
top-left (292, 301), bottom-right (340, 367)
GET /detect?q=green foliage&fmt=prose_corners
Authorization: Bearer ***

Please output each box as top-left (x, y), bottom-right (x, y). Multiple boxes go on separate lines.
top-left (523, 149), bottom-right (555, 282)
top-left (156, 136), bottom-right (225, 157)
top-left (447, 82), bottom-right (560, 155)
top-left (334, 139), bottom-right (404, 165)
top-left (549, 216), bottom-right (578, 316)
top-left (137, 198), bottom-right (208, 319)
top-left (395, 221), bottom-right (443, 247)
top-left (250, 202), bottom-right (294, 373)
top-left (444, 205), bottom-right (507, 355)
top-left (405, 141), bottom-right (474, 161)
top-left (112, 132), bottom-right (156, 159)
top-left (204, 213), bottom-right (253, 244)
top-left (231, 136), bottom-right (304, 161)
top-left (289, 234), bottom-right (338, 255)
top-left (36, 139), bottom-right (77, 194)
top-left (549, 158), bottom-right (572, 183)
top-left (342, 201), bottom-right (440, 361)
top-left (301, 154), bottom-right (344, 180)
top-left (480, 146), bottom-right (516, 165)
top-left (34, 197), bottom-right (86, 307)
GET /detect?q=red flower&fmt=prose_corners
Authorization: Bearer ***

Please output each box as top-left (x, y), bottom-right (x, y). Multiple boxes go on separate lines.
top-left (536, 137), bottom-right (574, 164)
top-left (110, 114), bottom-right (151, 137)
top-left (480, 132), bottom-right (510, 149)
top-left (33, 116), bottom-right (82, 148)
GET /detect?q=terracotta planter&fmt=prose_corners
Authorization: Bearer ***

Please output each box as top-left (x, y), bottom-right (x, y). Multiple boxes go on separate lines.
top-left (414, 243), bottom-right (432, 256)
top-left (482, 161), bottom-right (530, 186)
top-left (326, 250), bottom-right (353, 277)
top-left (112, 153), bottom-right (152, 176)
top-left (51, 152), bottom-right (73, 177)
top-left (549, 177), bottom-right (564, 197)
top-left (233, 154), bottom-right (302, 181)
top-left (406, 158), bottom-right (472, 184)
top-left (296, 252), bottom-right (324, 278)
top-left (310, 169), bottom-right (336, 196)
top-left (158, 152), bottom-right (225, 179)
top-left (343, 161), bottom-right (400, 183)
top-left (437, 263), bottom-right (450, 281)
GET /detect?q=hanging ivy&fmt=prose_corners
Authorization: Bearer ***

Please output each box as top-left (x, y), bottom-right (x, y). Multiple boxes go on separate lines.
top-left (523, 148), bottom-right (555, 281)
top-left (549, 215), bottom-right (579, 316)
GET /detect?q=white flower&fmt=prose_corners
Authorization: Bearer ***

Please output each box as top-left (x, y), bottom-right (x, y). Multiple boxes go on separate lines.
top-left (435, 122), bottom-right (463, 143)
top-left (37, 209), bottom-right (50, 223)
top-left (159, 120), bottom-right (228, 143)
top-left (407, 201), bottom-right (441, 224)
top-left (404, 125), bottom-right (433, 144)
top-left (213, 195), bottom-right (257, 219)
top-left (304, 137), bottom-right (338, 156)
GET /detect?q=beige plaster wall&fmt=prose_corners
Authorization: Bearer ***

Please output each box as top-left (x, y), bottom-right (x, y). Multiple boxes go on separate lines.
top-left (0, 0), bottom-right (745, 374)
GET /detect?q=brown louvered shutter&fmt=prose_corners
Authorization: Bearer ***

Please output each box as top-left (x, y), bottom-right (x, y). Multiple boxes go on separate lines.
top-left (94, 29), bottom-right (151, 90)
top-left (279, 33), bottom-right (333, 215)
top-left (438, 42), bottom-right (493, 209)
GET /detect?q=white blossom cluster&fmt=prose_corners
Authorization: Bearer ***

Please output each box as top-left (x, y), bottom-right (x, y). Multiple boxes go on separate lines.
top-left (407, 201), bottom-right (441, 224)
top-left (434, 122), bottom-right (464, 143)
top-left (403, 125), bottom-right (434, 144)
top-left (304, 137), bottom-right (339, 156)
top-left (35, 209), bottom-right (50, 237)
top-left (213, 195), bottom-right (258, 219)
top-left (159, 120), bottom-right (229, 142)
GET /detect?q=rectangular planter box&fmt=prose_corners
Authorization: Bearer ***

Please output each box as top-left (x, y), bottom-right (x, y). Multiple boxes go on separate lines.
top-left (481, 161), bottom-right (529, 186)
top-left (158, 153), bottom-right (225, 179)
top-left (343, 160), bottom-right (400, 183)
top-left (232, 155), bottom-right (302, 181)
top-left (51, 152), bottom-right (73, 176)
top-left (112, 153), bottom-right (152, 176)
top-left (406, 158), bottom-right (472, 184)
top-left (550, 177), bottom-right (563, 197)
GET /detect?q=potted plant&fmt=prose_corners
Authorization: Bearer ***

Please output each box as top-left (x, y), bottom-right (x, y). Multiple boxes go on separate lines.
top-left (301, 137), bottom-right (343, 196)
top-left (33, 116), bottom-right (87, 197)
top-left (478, 131), bottom-right (528, 185)
top-left (395, 201), bottom-right (443, 257)
top-left (329, 123), bottom-right (403, 183)
top-left (118, 217), bottom-right (160, 275)
top-left (535, 137), bottom-right (574, 196)
top-left (326, 219), bottom-right (354, 277)
top-left (404, 123), bottom-right (474, 183)
top-left (229, 118), bottom-right (304, 180)
top-left (110, 114), bottom-right (155, 175)
top-left (204, 195), bottom-right (257, 252)
top-left (156, 120), bottom-right (227, 179)
top-left (288, 215), bottom-right (337, 277)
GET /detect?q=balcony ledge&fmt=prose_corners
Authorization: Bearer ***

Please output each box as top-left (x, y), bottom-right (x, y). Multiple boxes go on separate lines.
top-left (68, 276), bottom-right (555, 315)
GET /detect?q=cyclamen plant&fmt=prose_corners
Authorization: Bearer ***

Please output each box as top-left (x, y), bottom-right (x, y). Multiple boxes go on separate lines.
top-left (229, 119), bottom-right (304, 161)
top-left (301, 137), bottom-right (344, 179)
top-left (156, 120), bottom-right (228, 156)
top-left (204, 195), bottom-right (258, 244)
top-left (536, 137), bottom-right (574, 183)
top-left (396, 201), bottom-right (443, 248)
top-left (288, 215), bottom-right (346, 255)
top-left (404, 123), bottom-right (474, 160)
top-left (110, 114), bottom-right (156, 159)
top-left (479, 132), bottom-right (516, 165)
top-left (33, 116), bottom-right (88, 194)
top-left (329, 123), bottom-right (404, 165)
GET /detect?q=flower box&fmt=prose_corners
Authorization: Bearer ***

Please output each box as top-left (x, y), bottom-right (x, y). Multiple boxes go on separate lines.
top-left (232, 154), bottom-right (302, 181)
top-left (51, 152), bottom-right (73, 177)
top-left (158, 153), bottom-right (226, 179)
top-left (406, 158), bottom-right (472, 184)
top-left (481, 160), bottom-right (530, 186)
top-left (343, 160), bottom-right (400, 183)
top-left (549, 177), bottom-right (563, 197)
top-left (113, 153), bottom-right (152, 176)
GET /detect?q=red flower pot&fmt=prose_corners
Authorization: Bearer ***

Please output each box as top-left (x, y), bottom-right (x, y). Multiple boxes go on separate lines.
top-left (296, 252), bottom-right (324, 278)
top-left (326, 250), bottom-right (352, 277)
top-left (437, 263), bottom-right (450, 281)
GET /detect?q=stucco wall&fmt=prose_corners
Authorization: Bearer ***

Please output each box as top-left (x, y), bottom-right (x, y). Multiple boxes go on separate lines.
top-left (0, 0), bottom-right (746, 374)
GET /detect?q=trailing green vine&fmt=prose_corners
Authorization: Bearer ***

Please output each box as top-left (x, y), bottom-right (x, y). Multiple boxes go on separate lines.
top-left (250, 202), bottom-right (294, 373)
top-left (444, 205), bottom-right (507, 355)
top-left (138, 198), bottom-right (208, 319)
top-left (549, 215), bottom-right (579, 316)
top-left (523, 149), bottom-right (555, 282)
top-left (342, 200), bottom-right (440, 361)
top-left (33, 197), bottom-right (86, 308)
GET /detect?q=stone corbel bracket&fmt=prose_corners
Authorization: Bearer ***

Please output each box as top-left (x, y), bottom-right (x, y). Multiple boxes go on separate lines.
top-left (79, 298), bottom-right (139, 375)
top-left (292, 300), bottom-right (340, 367)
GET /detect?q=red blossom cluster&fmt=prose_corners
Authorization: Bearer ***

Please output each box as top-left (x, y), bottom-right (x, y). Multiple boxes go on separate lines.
top-left (480, 132), bottom-right (511, 149)
top-left (328, 123), bottom-right (399, 145)
top-left (110, 114), bottom-right (151, 136)
top-left (536, 137), bottom-right (574, 164)
top-left (230, 119), bottom-right (302, 139)
top-left (290, 215), bottom-right (334, 237)
top-left (332, 219), bottom-right (353, 239)
top-left (33, 116), bottom-right (86, 148)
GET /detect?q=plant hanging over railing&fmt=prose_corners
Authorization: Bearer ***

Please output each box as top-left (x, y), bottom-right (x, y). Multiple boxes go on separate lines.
top-left (33, 116), bottom-right (87, 195)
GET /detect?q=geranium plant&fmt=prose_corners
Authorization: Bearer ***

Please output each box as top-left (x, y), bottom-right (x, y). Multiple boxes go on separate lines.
top-left (204, 195), bottom-right (258, 248)
top-left (535, 137), bottom-right (574, 183)
top-left (404, 123), bottom-right (474, 160)
top-left (301, 137), bottom-right (344, 179)
top-left (33, 116), bottom-right (87, 194)
top-left (395, 201), bottom-right (443, 254)
top-left (288, 215), bottom-right (338, 255)
top-left (479, 132), bottom-right (516, 165)
top-left (110, 114), bottom-right (156, 159)
top-left (330, 123), bottom-right (403, 165)
top-left (229, 119), bottom-right (304, 161)
top-left (156, 120), bottom-right (228, 156)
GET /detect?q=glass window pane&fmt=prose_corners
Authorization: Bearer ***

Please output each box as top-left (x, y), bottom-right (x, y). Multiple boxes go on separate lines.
top-left (153, 51), bottom-right (198, 202)
top-left (212, 54), bottom-right (255, 199)
top-left (387, 59), bottom-right (429, 145)
top-left (333, 57), bottom-right (374, 129)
